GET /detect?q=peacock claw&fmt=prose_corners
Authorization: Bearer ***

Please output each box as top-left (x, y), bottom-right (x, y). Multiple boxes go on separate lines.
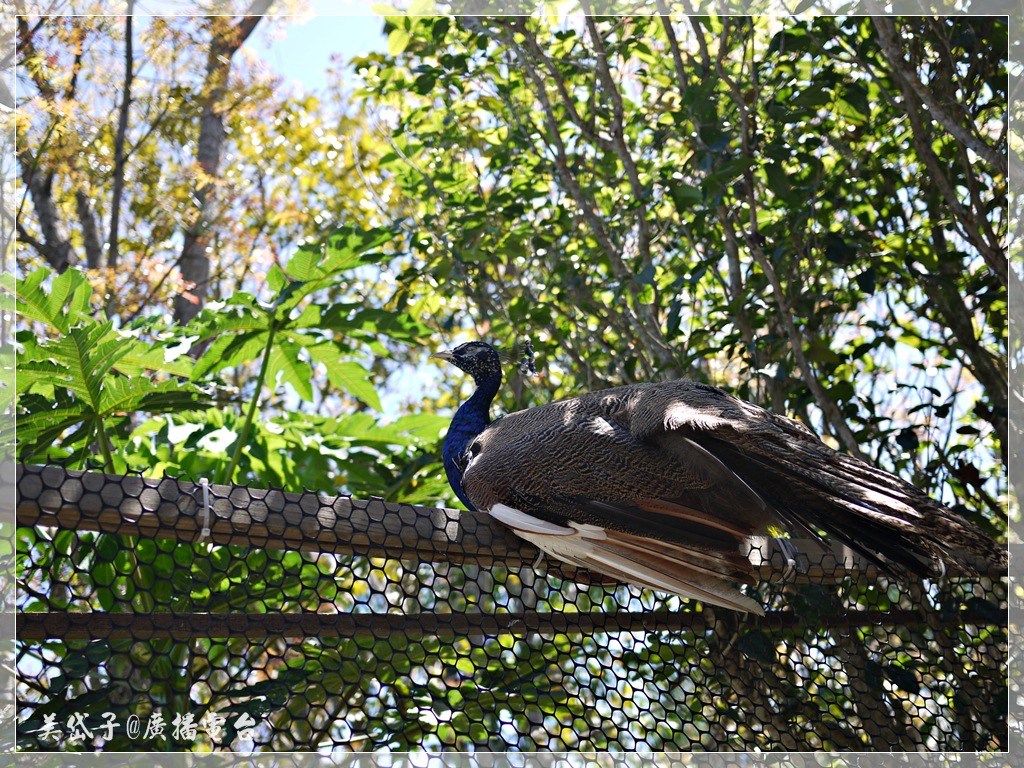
top-left (776, 538), bottom-right (807, 581)
top-left (532, 550), bottom-right (546, 573)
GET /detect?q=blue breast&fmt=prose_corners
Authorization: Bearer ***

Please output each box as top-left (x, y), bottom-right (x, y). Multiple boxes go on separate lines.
top-left (442, 377), bottom-right (500, 511)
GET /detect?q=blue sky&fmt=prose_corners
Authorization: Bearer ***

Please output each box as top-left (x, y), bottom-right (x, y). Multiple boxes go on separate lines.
top-left (246, 0), bottom-right (389, 92)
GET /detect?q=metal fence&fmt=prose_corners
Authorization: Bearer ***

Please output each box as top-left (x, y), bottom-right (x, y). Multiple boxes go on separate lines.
top-left (15, 463), bottom-right (1008, 751)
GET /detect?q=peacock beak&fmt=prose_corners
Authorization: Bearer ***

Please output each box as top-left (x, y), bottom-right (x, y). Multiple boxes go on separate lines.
top-left (430, 350), bottom-right (454, 362)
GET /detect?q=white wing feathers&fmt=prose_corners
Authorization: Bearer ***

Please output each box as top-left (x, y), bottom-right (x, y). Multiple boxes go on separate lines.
top-left (488, 503), bottom-right (765, 615)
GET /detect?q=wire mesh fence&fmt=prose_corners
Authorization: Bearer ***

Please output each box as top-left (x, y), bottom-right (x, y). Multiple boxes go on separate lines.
top-left (15, 463), bottom-right (1008, 752)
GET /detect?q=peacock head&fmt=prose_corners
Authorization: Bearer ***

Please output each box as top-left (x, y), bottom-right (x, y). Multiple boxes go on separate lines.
top-left (431, 341), bottom-right (503, 385)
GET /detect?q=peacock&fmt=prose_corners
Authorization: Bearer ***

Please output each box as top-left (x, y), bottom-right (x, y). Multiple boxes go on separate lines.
top-left (432, 341), bottom-right (1006, 614)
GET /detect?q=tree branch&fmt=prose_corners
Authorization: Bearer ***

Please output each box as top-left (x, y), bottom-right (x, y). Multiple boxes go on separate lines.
top-left (501, 18), bottom-right (666, 379)
top-left (922, 224), bottom-right (1008, 459)
top-left (74, 190), bottom-right (103, 269)
top-left (580, 13), bottom-right (679, 376)
top-left (18, 151), bottom-right (75, 272)
top-left (503, 21), bottom-right (619, 265)
top-left (873, 17), bottom-right (1006, 177)
top-left (581, 12), bottom-right (652, 273)
top-left (514, 18), bottom-right (614, 154)
top-left (107, 2), bottom-right (135, 270)
top-left (15, 220), bottom-right (47, 255)
top-left (62, 22), bottom-right (86, 102)
top-left (17, 16), bottom-right (89, 272)
top-left (682, 7), bottom-right (712, 75)
top-left (657, 4), bottom-right (688, 103)
top-left (17, 16), bottom-right (57, 102)
top-left (889, 58), bottom-right (1006, 287)
top-left (174, 4), bottom-right (273, 324)
top-left (737, 215), bottom-right (866, 460)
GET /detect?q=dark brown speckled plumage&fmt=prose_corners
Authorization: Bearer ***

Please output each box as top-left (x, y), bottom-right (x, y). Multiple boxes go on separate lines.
top-left (436, 342), bottom-right (1006, 614)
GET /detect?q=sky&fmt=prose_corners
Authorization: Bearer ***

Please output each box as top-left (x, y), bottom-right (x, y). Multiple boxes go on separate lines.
top-left (245, 0), bottom-right (389, 93)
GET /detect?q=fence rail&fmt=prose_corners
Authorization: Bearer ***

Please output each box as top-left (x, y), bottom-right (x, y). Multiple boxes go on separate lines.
top-left (15, 463), bottom-right (896, 579)
top-left (14, 462), bottom-right (1007, 641)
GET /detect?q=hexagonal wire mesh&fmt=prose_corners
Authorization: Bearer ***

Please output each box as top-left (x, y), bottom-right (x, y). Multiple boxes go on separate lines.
top-left (15, 463), bottom-right (1007, 751)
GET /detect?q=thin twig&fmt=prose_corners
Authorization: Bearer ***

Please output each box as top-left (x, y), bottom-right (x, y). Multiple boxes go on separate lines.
top-left (735, 211), bottom-right (867, 459)
top-left (873, 17), bottom-right (1006, 177)
top-left (106, 1), bottom-right (136, 271)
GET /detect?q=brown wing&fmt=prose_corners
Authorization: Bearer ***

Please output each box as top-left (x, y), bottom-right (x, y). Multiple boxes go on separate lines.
top-left (461, 379), bottom-right (1003, 609)
top-left (622, 379), bottom-right (1006, 577)
top-left (462, 390), bottom-right (775, 550)
top-left (461, 386), bottom-right (778, 611)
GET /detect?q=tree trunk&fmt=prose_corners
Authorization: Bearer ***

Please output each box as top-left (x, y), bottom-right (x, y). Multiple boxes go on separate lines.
top-left (173, 2), bottom-right (274, 325)
top-left (16, 17), bottom-right (88, 273)
top-left (106, 1), bottom-right (135, 271)
top-left (75, 190), bottom-right (103, 269)
top-left (19, 159), bottom-right (74, 272)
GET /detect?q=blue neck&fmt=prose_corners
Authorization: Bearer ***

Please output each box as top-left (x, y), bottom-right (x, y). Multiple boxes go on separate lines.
top-left (443, 373), bottom-right (501, 511)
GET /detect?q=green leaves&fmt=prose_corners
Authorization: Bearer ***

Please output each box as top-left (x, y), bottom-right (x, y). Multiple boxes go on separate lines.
top-left (286, 227), bottom-right (392, 284)
top-left (14, 223), bottom-right (433, 479)
top-left (15, 267), bottom-right (92, 334)
top-left (191, 224), bottom-right (416, 411)
top-left (179, 224), bottom-right (430, 483)
top-left (309, 348), bottom-right (382, 411)
top-left (16, 269), bottom-right (210, 466)
top-left (369, 11), bottom-right (1004, 529)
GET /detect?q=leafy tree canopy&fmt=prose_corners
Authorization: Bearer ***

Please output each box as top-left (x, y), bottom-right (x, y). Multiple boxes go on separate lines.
top-left (12, 8), bottom-right (1012, 752)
